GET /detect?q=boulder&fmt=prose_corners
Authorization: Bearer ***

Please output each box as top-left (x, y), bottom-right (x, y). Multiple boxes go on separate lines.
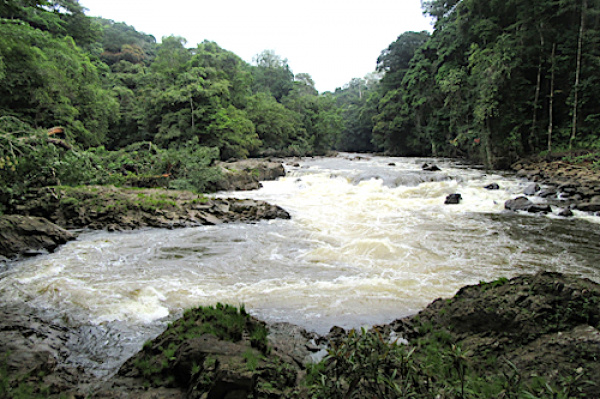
top-left (422, 163), bottom-right (441, 172)
top-left (444, 193), bottom-right (462, 205)
top-left (523, 183), bottom-right (540, 196)
top-left (212, 159), bottom-right (286, 191)
top-left (576, 202), bottom-right (600, 213)
top-left (484, 183), bottom-right (500, 190)
top-left (0, 215), bottom-right (74, 259)
top-left (504, 196), bottom-right (552, 213)
top-left (558, 208), bottom-right (574, 217)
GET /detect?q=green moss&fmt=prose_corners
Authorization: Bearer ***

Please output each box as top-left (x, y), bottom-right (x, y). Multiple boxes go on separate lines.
top-left (129, 303), bottom-right (269, 388)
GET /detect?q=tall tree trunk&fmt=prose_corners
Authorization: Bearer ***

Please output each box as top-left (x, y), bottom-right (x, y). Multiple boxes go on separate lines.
top-left (548, 43), bottom-right (556, 154)
top-left (530, 26), bottom-right (544, 153)
top-left (570, 0), bottom-right (587, 149)
top-left (189, 96), bottom-right (195, 132)
top-left (484, 119), bottom-right (494, 168)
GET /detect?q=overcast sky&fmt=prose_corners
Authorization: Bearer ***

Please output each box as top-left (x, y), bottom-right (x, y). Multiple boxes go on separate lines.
top-left (80, 0), bottom-right (433, 92)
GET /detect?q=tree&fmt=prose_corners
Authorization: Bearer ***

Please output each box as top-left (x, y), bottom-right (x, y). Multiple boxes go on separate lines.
top-left (0, 20), bottom-right (117, 147)
top-left (251, 50), bottom-right (294, 102)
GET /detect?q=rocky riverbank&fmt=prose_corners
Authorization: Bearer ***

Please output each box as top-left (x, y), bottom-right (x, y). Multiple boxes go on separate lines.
top-left (1, 272), bottom-right (598, 398)
top-left (0, 215), bottom-right (74, 261)
top-left (511, 157), bottom-right (600, 213)
top-left (0, 185), bottom-right (289, 260)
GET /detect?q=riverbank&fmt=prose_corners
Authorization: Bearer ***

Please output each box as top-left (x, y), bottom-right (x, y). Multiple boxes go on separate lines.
top-left (512, 155), bottom-right (600, 213)
top-left (0, 159), bottom-right (289, 260)
top-left (1, 272), bottom-right (598, 398)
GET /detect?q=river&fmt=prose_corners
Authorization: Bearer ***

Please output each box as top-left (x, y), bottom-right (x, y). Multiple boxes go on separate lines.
top-left (1, 155), bottom-right (599, 376)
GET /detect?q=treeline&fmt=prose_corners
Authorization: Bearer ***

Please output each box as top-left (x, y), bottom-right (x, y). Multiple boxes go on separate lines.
top-left (2, 0), bottom-right (599, 212)
top-left (0, 0), bottom-right (342, 212)
top-left (334, 0), bottom-right (600, 168)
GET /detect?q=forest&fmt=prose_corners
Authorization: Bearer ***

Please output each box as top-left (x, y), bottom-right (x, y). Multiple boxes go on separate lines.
top-left (1, 0), bottom-right (599, 213)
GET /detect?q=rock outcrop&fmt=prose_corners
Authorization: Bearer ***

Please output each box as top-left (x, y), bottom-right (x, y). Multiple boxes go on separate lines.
top-left (209, 159), bottom-right (286, 191)
top-left (379, 272), bottom-right (600, 398)
top-left (0, 215), bottom-right (74, 260)
top-left (504, 196), bottom-right (552, 213)
top-left (11, 186), bottom-right (290, 231)
top-left (512, 158), bottom-right (600, 212)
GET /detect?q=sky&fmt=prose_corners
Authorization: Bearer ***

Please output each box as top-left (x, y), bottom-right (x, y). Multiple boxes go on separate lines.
top-left (80, 0), bottom-right (434, 93)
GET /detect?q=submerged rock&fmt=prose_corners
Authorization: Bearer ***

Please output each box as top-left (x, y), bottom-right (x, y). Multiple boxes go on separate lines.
top-left (0, 214), bottom-right (74, 260)
top-left (484, 183), bottom-right (500, 190)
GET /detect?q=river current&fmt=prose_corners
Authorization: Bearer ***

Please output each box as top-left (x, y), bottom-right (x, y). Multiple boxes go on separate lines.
top-left (1, 155), bottom-right (599, 375)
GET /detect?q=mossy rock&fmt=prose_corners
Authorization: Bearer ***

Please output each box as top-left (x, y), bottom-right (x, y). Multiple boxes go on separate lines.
top-left (118, 304), bottom-right (297, 398)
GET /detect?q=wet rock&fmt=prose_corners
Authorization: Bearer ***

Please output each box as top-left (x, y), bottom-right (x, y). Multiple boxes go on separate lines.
top-left (387, 272), bottom-right (600, 398)
top-left (523, 183), bottom-right (540, 195)
top-left (12, 187), bottom-right (290, 232)
top-left (538, 188), bottom-right (558, 198)
top-left (210, 159), bottom-right (286, 191)
top-left (444, 193), bottom-right (462, 204)
top-left (0, 214), bottom-right (74, 259)
top-left (484, 183), bottom-right (500, 190)
top-left (422, 163), bottom-right (441, 172)
top-left (576, 202), bottom-right (600, 213)
top-left (505, 196), bottom-right (533, 211)
top-left (504, 196), bottom-right (551, 213)
top-left (558, 208), bottom-right (574, 217)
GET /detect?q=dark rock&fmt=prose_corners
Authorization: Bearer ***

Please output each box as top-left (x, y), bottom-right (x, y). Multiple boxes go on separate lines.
top-left (422, 163), bottom-right (441, 172)
top-left (12, 187), bottom-right (290, 232)
top-left (504, 196), bottom-right (551, 213)
top-left (484, 183), bottom-right (500, 190)
top-left (210, 159), bottom-right (286, 192)
top-left (505, 197), bottom-right (533, 211)
top-left (0, 215), bottom-right (74, 259)
top-left (523, 183), bottom-right (540, 195)
top-left (538, 189), bottom-right (558, 198)
top-left (558, 208), bottom-right (574, 217)
top-left (386, 272), bottom-right (600, 398)
top-left (444, 193), bottom-right (462, 205)
top-left (388, 163), bottom-right (396, 166)
top-left (576, 202), bottom-right (600, 213)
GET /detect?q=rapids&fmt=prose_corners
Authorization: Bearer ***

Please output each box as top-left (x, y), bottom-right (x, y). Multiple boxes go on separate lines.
top-left (1, 155), bottom-right (599, 376)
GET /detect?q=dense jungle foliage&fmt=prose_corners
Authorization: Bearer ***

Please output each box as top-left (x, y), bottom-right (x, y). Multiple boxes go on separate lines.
top-left (1, 0), bottom-right (599, 213)
top-left (334, 0), bottom-right (600, 168)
